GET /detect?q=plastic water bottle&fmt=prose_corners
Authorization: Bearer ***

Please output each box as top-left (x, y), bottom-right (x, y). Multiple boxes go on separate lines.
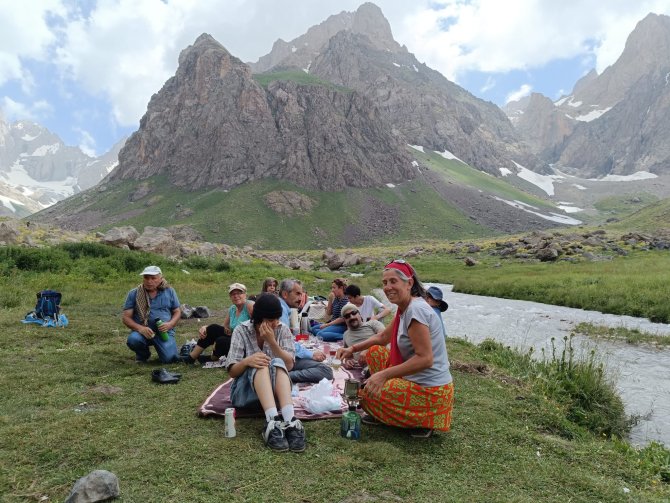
top-left (340, 405), bottom-right (361, 440)
top-left (154, 318), bottom-right (169, 341)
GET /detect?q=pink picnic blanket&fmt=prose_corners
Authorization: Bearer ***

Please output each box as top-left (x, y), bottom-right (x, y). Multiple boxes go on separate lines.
top-left (198, 366), bottom-right (364, 420)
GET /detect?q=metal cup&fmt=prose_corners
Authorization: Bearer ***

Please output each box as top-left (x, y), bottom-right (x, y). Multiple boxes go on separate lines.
top-left (344, 378), bottom-right (361, 401)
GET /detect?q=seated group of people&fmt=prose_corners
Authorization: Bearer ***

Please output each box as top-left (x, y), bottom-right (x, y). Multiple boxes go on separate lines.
top-left (122, 261), bottom-right (452, 452)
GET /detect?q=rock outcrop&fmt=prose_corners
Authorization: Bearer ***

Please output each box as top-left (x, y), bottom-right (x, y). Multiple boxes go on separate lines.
top-left (109, 33), bottom-right (415, 191)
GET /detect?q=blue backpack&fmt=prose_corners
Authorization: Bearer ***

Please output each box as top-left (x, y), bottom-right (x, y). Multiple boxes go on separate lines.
top-left (22, 290), bottom-right (68, 327)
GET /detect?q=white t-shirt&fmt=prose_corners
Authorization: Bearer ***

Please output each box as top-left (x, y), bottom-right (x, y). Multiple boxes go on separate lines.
top-left (359, 295), bottom-right (385, 321)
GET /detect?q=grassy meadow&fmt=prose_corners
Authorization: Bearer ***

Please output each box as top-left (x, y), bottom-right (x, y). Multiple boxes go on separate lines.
top-left (1, 243), bottom-right (669, 502)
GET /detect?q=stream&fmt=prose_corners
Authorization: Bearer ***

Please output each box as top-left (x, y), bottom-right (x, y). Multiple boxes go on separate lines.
top-left (429, 284), bottom-right (670, 447)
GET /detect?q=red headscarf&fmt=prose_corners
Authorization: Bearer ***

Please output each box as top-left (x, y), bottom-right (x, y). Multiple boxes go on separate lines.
top-left (384, 260), bottom-right (416, 367)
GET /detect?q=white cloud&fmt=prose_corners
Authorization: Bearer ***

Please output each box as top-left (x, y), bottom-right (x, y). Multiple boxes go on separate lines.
top-left (0, 1), bottom-right (65, 86)
top-left (75, 127), bottom-right (96, 157)
top-left (480, 76), bottom-right (495, 93)
top-left (1, 97), bottom-right (53, 121)
top-left (505, 84), bottom-right (532, 104)
top-left (395, 0), bottom-right (670, 81)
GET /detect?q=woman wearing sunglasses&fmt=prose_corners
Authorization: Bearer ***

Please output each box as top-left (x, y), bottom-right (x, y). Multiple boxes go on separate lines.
top-left (337, 260), bottom-right (453, 438)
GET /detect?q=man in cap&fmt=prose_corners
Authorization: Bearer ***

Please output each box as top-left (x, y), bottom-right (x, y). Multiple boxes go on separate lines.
top-left (425, 286), bottom-right (448, 337)
top-left (123, 265), bottom-right (181, 363)
top-left (341, 303), bottom-right (385, 368)
top-left (278, 279), bottom-right (333, 383)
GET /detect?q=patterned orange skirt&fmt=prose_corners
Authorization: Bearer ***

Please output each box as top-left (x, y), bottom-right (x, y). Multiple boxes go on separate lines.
top-left (360, 345), bottom-right (454, 431)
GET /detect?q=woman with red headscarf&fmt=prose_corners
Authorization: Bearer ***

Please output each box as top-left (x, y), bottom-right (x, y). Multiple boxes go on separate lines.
top-left (337, 259), bottom-right (453, 437)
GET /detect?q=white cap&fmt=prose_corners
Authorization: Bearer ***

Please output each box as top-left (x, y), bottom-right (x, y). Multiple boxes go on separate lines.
top-left (228, 282), bottom-right (247, 293)
top-left (140, 265), bottom-right (162, 276)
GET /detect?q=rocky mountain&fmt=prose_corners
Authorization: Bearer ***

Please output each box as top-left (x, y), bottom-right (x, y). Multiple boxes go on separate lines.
top-left (0, 113), bottom-right (124, 216)
top-left (508, 13), bottom-right (670, 178)
top-left (252, 2), bottom-right (546, 176)
top-left (109, 33), bottom-right (415, 191)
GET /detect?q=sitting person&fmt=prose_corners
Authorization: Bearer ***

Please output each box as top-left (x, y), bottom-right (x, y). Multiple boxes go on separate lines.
top-left (426, 286), bottom-right (448, 338)
top-left (180, 282), bottom-right (254, 364)
top-left (123, 265), bottom-right (181, 363)
top-left (344, 284), bottom-right (392, 322)
top-left (278, 278), bottom-right (333, 383)
top-left (340, 303), bottom-right (385, 368)
top-left (227, 294), bottom-right (306, 452)
top-left (249, 277), bottom-right (278, 301)
top-left (311, 278), bottom-right (348, 342)
top-left (337, 260), bottom-right (454, 438)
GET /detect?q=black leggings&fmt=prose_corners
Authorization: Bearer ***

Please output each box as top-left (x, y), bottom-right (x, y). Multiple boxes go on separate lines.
top-left (196, 324), bottom-right (232, 358)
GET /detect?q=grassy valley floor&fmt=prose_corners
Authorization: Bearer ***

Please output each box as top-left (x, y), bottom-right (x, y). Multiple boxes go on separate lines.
top-left (0, 245), bottom-right (669, 502)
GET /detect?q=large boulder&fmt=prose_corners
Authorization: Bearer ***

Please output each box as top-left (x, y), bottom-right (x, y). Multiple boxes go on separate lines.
top-left (101, 226), bottom-right (139, 248)
top-left (134, 227), bottom-right (180, 256)
top-left (0, 220), bottom-right (20, 245)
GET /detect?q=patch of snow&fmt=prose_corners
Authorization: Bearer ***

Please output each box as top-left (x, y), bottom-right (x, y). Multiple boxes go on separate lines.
top-left (291, 46), bottom-right (297, 53)
top-left (575, 107), bottom-right (611, 122)
top-left (567, 99), bottom-right (582, 107)
top-left (494, 196), bottom-right (582, 225)
top-left (413, 64), bottom-right (419, 72)
top-left (565, 113), bottom-right (575, 120)
top-left (393, 62), bottom-right (401, 67)
top-left (499, 167), bottom-right (512, 176)
top-left (303, 61), bottom-right (311, 74)
top-left (589, 172), bottom-right (658, 182)
top-left (666, 72), bottom-right (670, 85)
top-left (106, 161), bottom-right (118, 173)
top-left (437, 149), bottom-right (465, 164)
top-left (409, 144), bottom-right (424, 153)
top-left (572, 184), bottom-right (587, 190)
top-left (554, 96), bottom-right (569, 106)
top-left (21, 133), bottom-right (39, 141)
top-left (386, 183), bottom-right (396, 188)
top-left (0, 195), bottom-right (22, 212)
top-left (411, 160), bottom-right (419, 167)
top-left (31, 143), bottom-right (60, 156)
top-left (513, 161), bottom-right (564, 196)
top-left (3, 160), bottom-right (77, 200)
top-left (557, 204), bottom-right (584, 213)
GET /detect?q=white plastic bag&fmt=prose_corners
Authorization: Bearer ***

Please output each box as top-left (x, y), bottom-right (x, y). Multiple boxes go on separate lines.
top-left (304, 378), bottom-right (341, 413)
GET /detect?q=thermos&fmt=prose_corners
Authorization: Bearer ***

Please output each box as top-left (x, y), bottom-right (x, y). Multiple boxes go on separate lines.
top-left (300, 312), bottom-right (311, 335)
top-left (154, 318), bottom-right (169, 341)
top-left (289, 308), bottom-right (300, 336)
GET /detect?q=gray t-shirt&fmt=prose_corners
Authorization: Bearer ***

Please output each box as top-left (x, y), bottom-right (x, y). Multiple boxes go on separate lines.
top-left (344, 320), bottom-right (385, 357)
top-left (396, 297), bottom-right (452, 387)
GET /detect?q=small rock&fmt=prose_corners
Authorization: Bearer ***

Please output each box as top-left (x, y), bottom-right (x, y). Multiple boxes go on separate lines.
top-left (65, 470), bottom-right (119, 503)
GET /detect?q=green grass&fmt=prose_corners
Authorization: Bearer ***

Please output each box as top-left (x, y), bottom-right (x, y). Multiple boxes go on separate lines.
top-left (1, 246), bottom-right (669, 501)
top-left (39, 175), bottom-right (495, 249)
top-left (411, 249), bottom-right (670, 324)
top-left (573, 322), bottom-right (670, 347)
top-left (594, 193), bottom-right (659, 218)
top-left (253, 70), bottom-right (353, 94)
top-left (610, 197), bottom-right (670, 233)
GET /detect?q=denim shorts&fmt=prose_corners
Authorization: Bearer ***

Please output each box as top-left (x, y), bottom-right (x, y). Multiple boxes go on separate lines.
top-left (230, 358), bottom-right (290, 409)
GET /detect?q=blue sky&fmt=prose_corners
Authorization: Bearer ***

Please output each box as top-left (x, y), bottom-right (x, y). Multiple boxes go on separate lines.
top-left (1, 0), bottom-right (669, 156)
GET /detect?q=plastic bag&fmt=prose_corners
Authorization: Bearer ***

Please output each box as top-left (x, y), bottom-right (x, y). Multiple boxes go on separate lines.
top-left (304, 378), bottom-right (341, 413)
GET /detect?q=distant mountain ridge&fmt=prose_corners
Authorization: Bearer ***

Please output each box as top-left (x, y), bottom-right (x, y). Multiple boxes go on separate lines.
top-left (0, 113), bottom-right (125, 217)
top-left (506, 13), bottom-right (670, 178)
top-left (253, 2), bottom-right (545, 177)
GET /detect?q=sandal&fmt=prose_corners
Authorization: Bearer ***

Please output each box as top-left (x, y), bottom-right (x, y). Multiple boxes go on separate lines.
top-left (409, 428), bottom-right (434, 438)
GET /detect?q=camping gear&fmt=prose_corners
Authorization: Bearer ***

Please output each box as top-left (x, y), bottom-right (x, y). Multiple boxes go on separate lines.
top-left (22, 290), bottom-right (69, 327)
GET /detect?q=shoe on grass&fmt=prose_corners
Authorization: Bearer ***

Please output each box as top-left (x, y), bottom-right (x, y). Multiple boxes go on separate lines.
top-left (283, 417), bottom-right (306, 453)
top-left (409, 428), bottom-right (434, 438)
top-left (263, 417), bottom-right (289, 452)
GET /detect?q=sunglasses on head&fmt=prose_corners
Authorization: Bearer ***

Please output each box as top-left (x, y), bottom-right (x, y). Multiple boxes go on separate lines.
top-left (385, 259), bottom-right (415, 274)
top-left (343, 310), bottom-right (359, 319)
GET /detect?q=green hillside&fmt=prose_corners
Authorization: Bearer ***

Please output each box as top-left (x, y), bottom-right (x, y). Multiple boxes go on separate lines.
top-left (608, 196), bottom-right (670, 232)
top-left (44, 174), bottom-right (494, 249)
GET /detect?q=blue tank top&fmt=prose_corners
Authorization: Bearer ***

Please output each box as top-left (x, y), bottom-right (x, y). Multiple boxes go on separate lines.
top-left (229, 303), bottom-right (251, 330)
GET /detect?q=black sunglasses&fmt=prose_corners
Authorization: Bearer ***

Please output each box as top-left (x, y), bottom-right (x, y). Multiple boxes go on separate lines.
top-left (343, 310), bottom-right (359, 319)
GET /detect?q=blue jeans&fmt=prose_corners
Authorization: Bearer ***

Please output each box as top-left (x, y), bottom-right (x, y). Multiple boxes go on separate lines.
top-left (289, 358), bottom-right (333, 383)
top-left (313, 323), bottom-right (346, 342)
top-left (127, 330), bottom-right (178, 363)
top-left (230, 358), bottom-right (289, 409)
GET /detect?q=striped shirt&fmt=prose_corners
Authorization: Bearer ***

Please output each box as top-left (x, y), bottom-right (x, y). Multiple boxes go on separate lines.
top-left (226, 320), bottom-right (295, 370)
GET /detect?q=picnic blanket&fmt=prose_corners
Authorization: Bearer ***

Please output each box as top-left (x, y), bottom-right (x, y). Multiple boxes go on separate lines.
top-left (198, 365), bottom-right (364, 420)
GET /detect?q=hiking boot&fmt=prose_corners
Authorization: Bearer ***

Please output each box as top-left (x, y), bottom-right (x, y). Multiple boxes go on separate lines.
top-left (178, 354), bottom-right (195, 364)
top-left (262, 418), bottom-right (289, 452)
top-left (179, 342), bottom-right (196, 358)
top-left (283, 417), bottom-right (306, 453)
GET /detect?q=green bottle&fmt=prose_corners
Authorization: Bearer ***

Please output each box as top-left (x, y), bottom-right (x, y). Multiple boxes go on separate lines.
top-left (340, 405), bottom-right (361, 440)
top-left (154, 318), bottom-right (169, 342)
